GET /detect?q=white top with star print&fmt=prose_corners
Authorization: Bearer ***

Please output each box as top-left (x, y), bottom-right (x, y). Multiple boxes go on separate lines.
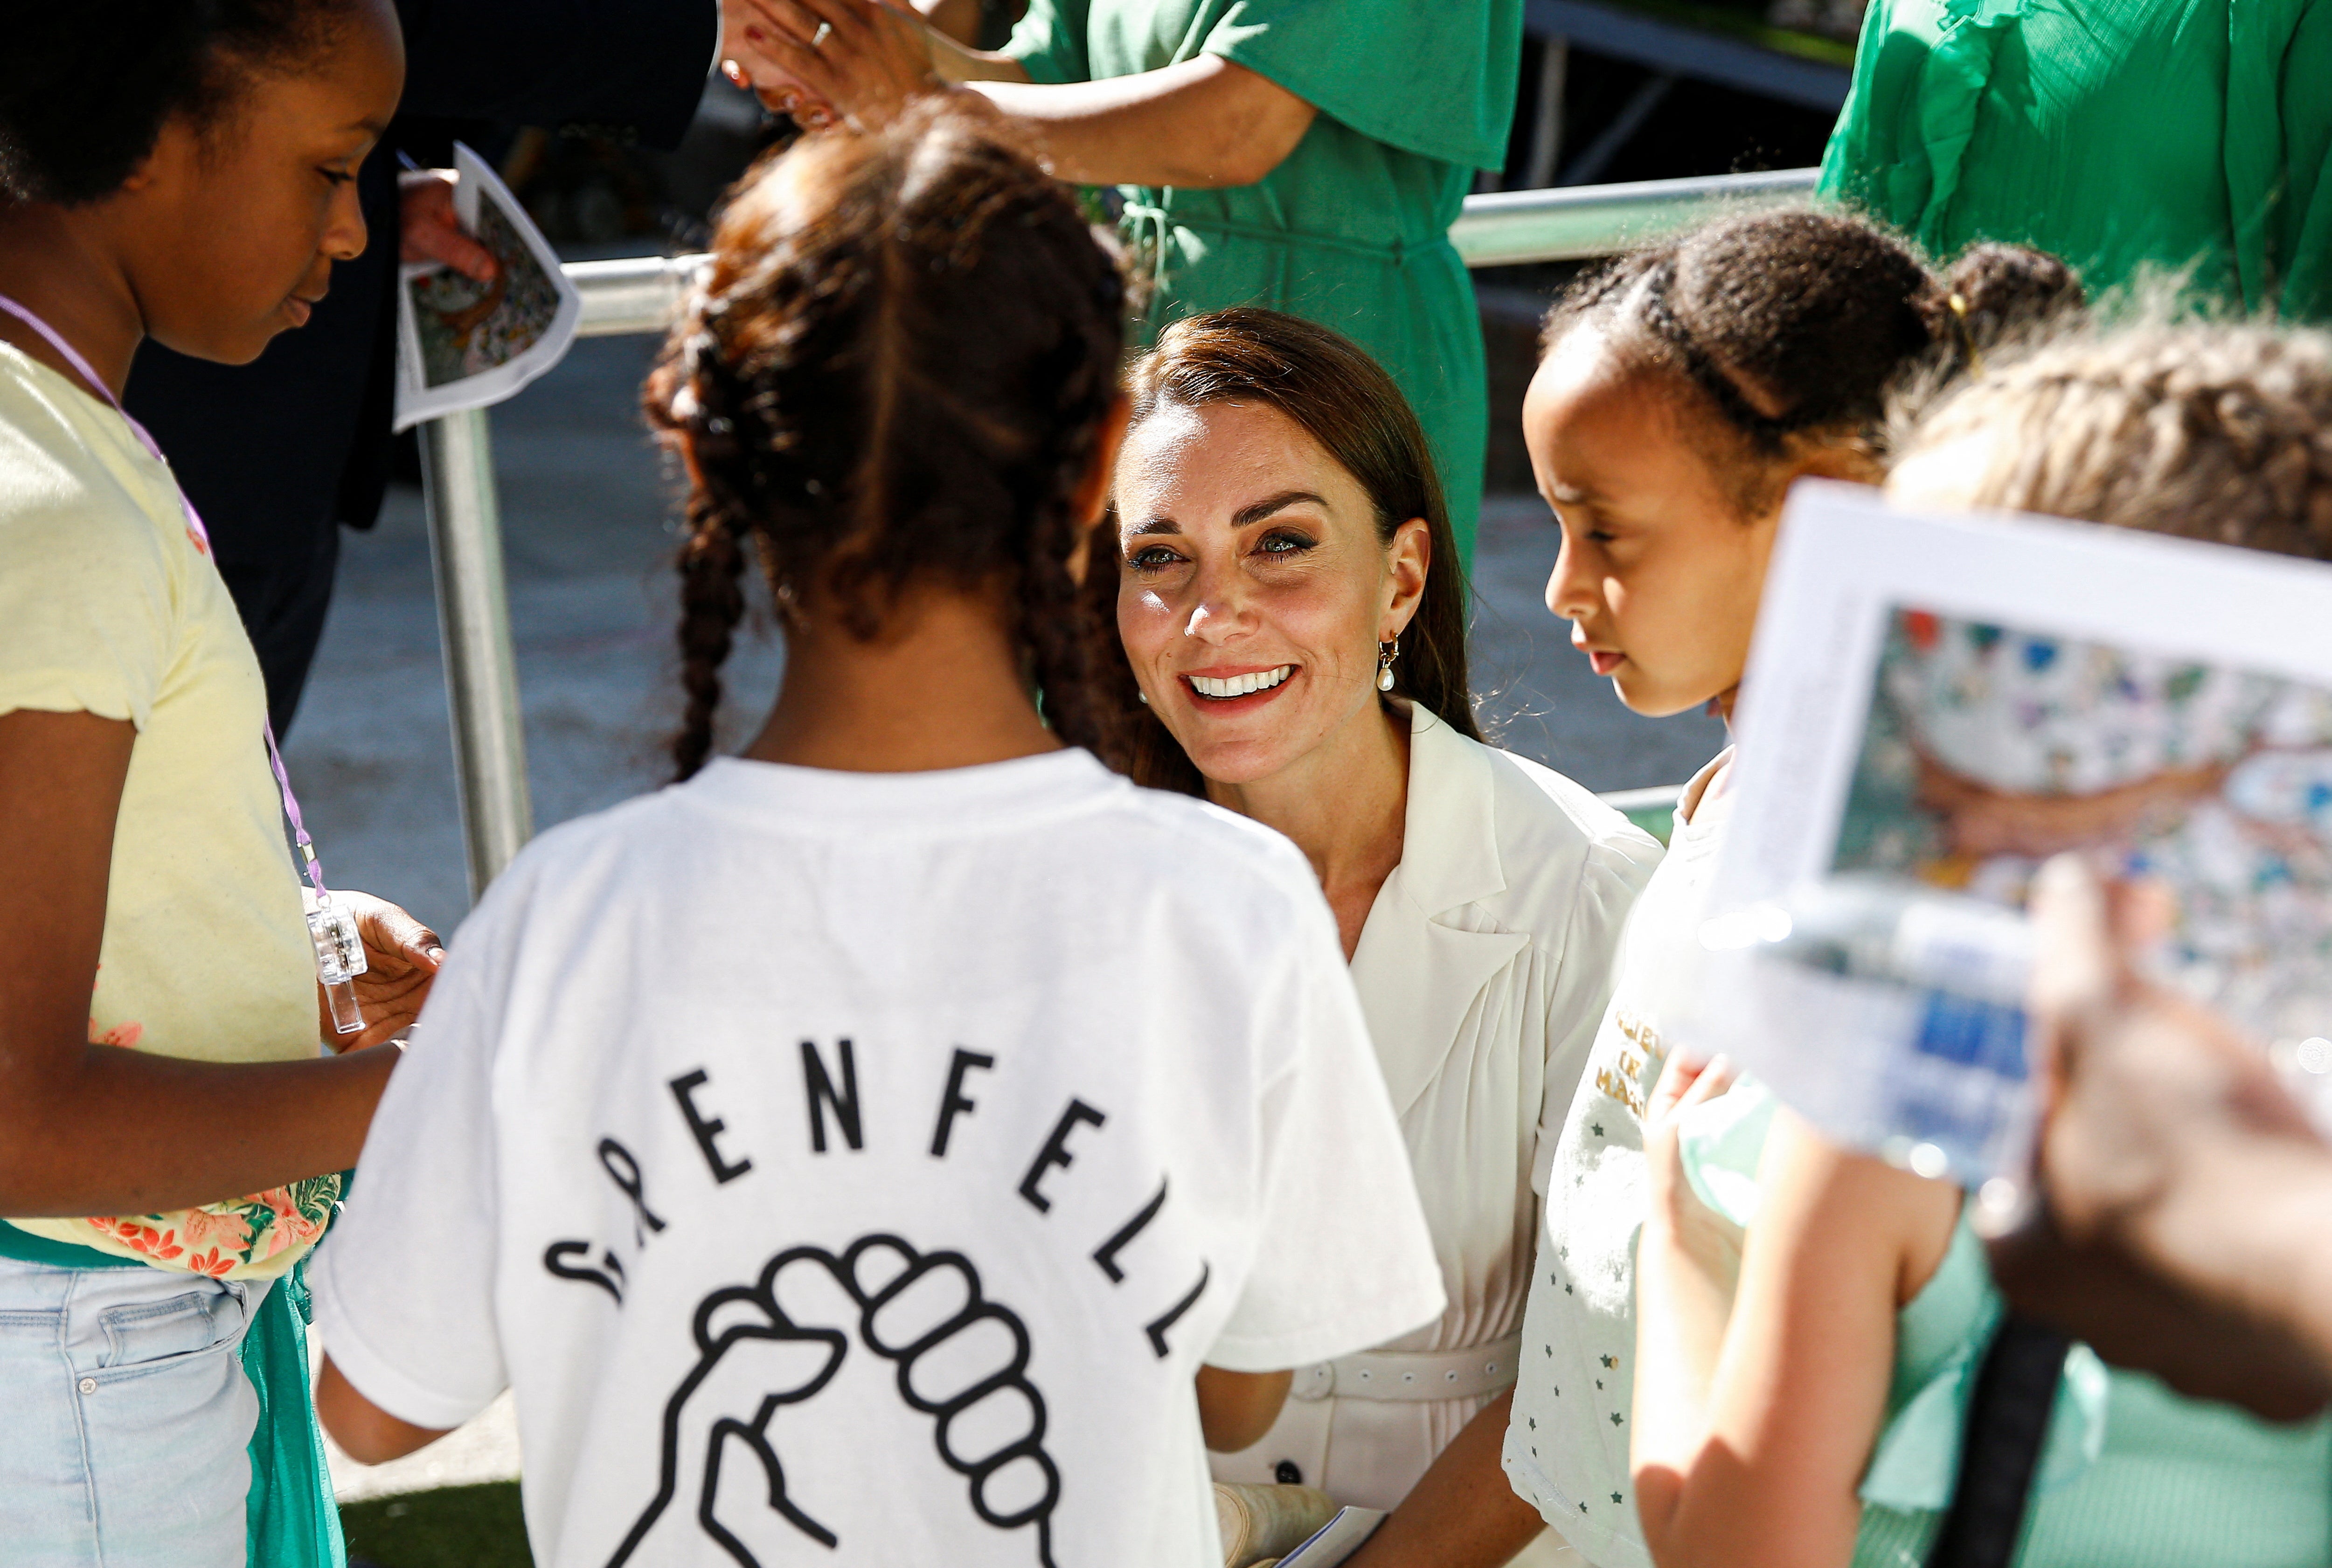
top-left (1502, 748), bottom-right (1733, 1568)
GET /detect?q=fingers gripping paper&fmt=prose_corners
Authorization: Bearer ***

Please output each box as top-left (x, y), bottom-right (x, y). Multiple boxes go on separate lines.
top-left (1691, 483), bottom-right (2332, 1193)
top-left (393, 142), bottom-right (580, 432)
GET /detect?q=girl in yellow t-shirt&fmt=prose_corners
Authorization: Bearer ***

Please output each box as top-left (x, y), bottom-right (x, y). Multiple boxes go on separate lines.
top-left (0, 4), bottom-right (442, 1565)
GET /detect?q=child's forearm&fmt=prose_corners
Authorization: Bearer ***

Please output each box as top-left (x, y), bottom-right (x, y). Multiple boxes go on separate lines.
top-left (1195, 1365), bottom-right (1293, 1453)
top-left (0, 1043), bottom-right (395, 1217)
top-left (1631, 1216), bottom-right (1738, 1562)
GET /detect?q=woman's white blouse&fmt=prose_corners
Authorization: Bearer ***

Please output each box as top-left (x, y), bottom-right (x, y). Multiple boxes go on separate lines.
top-left (1210, 703), bottom-right (1662, 1554)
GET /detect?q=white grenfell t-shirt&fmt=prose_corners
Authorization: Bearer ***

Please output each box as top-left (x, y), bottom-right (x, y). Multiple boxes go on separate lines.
top-left (313, 750), bottom-right (1444, 1568)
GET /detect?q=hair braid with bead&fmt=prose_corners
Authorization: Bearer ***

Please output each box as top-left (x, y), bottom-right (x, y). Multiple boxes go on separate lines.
top-left (645, 99), bottom-right (1128, 780)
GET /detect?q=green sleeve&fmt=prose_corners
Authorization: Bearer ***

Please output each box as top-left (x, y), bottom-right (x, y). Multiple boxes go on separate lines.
top-left (2275, 0), bottom-right (2332, 321)
top-left (1816, 0), bottom-right (1900, 208)
top-left (1003, 0), bottom-right (1091, 84)
top-left (1194, 0), bottom-right (1524, 170)
top-left (1814, 0), bottom-right (2011, 256)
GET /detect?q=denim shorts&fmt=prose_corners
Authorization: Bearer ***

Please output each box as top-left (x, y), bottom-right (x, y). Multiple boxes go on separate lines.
top-left (0, 1255), bottom-right (267, 1567)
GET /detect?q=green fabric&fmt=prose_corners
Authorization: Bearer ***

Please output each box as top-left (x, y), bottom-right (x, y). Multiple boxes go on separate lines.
top-left (1673, 1083), bottom-right (2332, 1565)
top-left (1817, 0), bottom-right (2332, 321)
top-left (1674, 1069), bottom-right (1777, 1227)
top-left (1854, 1215), bottom-right (2332, 1566)
top-left (0, 1222), bottom-right (344, 1568)
top-left (242, 1261), bottom-right (348, 1568)
top-left (1859, 1214), bottom-right (2109, 1514)
top-left (1006, 0), bottom-right (1524, 562)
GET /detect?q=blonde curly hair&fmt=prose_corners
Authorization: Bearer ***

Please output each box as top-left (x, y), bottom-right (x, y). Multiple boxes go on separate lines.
top-left (1891, 321), bottom-right (2332, 561)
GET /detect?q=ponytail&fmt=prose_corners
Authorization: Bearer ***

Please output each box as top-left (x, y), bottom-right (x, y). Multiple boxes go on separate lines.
top-left (1544, 209), bottom-right (2083, 493)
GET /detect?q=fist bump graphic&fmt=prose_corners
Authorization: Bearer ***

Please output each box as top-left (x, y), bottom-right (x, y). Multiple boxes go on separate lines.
top-left (606, 1235), bottom-right (1061, 1568)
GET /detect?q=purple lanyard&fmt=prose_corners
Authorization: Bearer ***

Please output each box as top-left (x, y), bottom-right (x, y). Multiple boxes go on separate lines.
top-left (0, 293), bottom-right (333, 903)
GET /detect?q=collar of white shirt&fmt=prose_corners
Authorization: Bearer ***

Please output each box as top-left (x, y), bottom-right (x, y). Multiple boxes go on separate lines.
top-left (1349, 702), bottom-right (1531, 1115)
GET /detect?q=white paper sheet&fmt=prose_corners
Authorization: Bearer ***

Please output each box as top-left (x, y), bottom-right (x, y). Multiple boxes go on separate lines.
top-left (392, 142), bottom-right (581, 432)
top-left (1270, 1506), bottom-right (1385, 1567)
top-left (1688, 482), bottom-right (2332, 1187)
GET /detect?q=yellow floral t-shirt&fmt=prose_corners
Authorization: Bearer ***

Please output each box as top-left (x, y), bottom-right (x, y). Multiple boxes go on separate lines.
top-left (0, 343), bottom-right (334, 1279)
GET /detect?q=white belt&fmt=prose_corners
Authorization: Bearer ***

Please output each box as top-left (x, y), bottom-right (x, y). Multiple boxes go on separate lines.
top-left (1289, 1332), bottom-right (1522, 1404)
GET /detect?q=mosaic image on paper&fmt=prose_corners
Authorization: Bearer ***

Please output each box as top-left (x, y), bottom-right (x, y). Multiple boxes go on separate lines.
top-left (1833, 606), bottom-right (2332, 1044)
top-left (406, 195), bottom-right (561, 388)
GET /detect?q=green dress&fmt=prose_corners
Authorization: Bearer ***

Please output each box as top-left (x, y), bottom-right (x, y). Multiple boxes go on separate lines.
top-left (1818, 0), bottom-right (2332, 321)
top-left (1004, 0), bottom-right (1522, 562)
top-left (1679, 1083), bottom-right (2332, 1566)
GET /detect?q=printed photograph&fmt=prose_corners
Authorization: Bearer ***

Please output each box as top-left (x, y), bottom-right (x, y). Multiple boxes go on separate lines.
top-left (404, 194), bottom-right (563, 389)
top-left (1834, 605), bottom-right (2332, 1046)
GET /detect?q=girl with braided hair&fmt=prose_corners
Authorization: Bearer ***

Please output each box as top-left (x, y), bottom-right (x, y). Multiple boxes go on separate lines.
top-left (1629, 328), bottom-right (2332, 1568)
top-left (312, 102), bottom-right (1448, 1568)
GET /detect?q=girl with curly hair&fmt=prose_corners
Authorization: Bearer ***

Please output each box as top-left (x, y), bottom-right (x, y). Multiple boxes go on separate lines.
top-left (310, 103), bottom-right (1446, 1568)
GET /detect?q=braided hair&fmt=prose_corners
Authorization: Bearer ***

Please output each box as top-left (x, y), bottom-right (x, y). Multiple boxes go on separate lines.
top-left (1893, 321), bottom-right (2332, 561)
top-left (0, 0), bottom-right (365, 206)
top-left (644, 99), bottom-right (1129, 781)
top-left (1545, 209), bottom-right (2083, 511)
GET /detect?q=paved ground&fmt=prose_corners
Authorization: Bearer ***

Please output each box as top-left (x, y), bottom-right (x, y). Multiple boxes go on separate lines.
top-left (301, 322), bottom-right (1726, 1502)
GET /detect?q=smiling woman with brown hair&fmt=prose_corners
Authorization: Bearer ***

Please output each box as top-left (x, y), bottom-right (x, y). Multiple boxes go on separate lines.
top-left (1099, 307), bottom-right (1662, 1568)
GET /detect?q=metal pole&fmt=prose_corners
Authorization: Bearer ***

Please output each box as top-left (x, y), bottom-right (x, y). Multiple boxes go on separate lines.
top-left (418, 407), bottom-right (533, 898)
top-left (567, 253), bottom-right (702, 340)
top-left (1448, 165), bottom-right (1818, 267)
top-left (1524, 39), bottom-right (1569, 191)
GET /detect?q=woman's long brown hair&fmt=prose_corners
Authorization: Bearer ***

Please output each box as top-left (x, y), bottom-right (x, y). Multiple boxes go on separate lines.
top-left (1096, 307), bottom-right (1481, 795)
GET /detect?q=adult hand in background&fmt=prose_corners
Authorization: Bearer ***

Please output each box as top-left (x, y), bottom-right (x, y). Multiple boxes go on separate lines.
top-left (751, 0), bottom-right (944, 130)
top-left (1989, 854), bottom-right (2332, 1421)
top-left (322, 891), bottom-right (445, 1051)
top-left (397, 168), bottom-right (497, 283)
top-left (720, 0), bottom-right (818, 103)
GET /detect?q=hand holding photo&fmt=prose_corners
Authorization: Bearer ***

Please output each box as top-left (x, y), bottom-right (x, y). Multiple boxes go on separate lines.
top-left (1690, 484), bottom-right (2332, 1200)
top-left (393, 142), bottom-right (581, 431)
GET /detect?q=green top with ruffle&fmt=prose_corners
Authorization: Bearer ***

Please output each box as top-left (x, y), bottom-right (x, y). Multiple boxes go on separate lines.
top-left (1677, 1080), bottom-right (2332, 1565)
top-left (1817, 0), bottom-right (2332, 322)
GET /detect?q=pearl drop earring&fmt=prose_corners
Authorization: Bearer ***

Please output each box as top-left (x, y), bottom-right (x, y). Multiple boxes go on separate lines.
top-left (1376, 637), bottom-right (1399, 692)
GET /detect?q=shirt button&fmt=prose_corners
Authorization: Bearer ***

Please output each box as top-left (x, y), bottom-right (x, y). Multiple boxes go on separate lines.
top-left (77, 1378), bottom-right (97, 1395)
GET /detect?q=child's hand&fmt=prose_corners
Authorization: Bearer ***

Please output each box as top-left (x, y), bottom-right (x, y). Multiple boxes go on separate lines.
top-left (1987, 854), bottom-right (2332, 1420)
top-left (1644, 1053), bottom-right (1746, 1292)
top-left (321, 893), bottom-right (444, 1050)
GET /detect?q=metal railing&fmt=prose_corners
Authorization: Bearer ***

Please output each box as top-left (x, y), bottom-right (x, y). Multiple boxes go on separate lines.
top-left (421, 166), bottom-right (1816, 895)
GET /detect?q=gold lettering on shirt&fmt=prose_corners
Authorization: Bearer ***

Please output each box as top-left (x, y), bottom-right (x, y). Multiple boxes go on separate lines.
top-left (1592, 1010), bottom-right (1667, 1123)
